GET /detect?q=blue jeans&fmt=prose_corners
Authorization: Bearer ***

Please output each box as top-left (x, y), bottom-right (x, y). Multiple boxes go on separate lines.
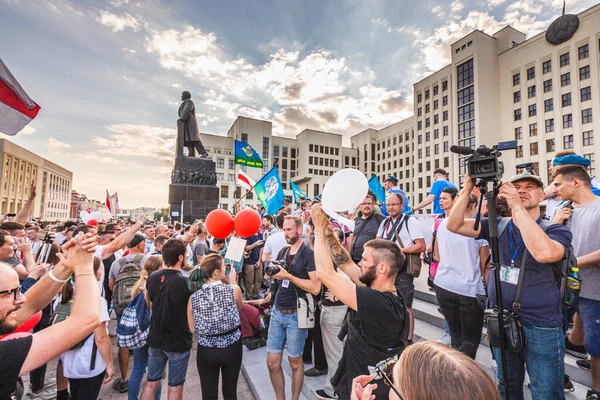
top-left (128, 346), bottom-right (161, 400)
top-left (147, 347), bottom-right (191, 387)
top-left (578, 297), bottom-right (600, 357)
top-left (266, 308), bottom-right (308, 358)
top-left (492, 323), bottom-right (565, 400)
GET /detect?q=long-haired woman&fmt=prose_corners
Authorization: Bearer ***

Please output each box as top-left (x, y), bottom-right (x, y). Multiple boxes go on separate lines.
top-left (128, 255), bottom-right (163, 400)
top-left (187, 253), bottom-right (244, 400)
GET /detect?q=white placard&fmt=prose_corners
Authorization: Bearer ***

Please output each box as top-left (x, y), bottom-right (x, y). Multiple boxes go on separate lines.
top-left (171, 211), bottom-right (180, 217)
top-left (224, 237), bottom-right (247, 262)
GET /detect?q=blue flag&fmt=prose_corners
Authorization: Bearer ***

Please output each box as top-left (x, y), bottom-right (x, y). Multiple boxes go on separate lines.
top-left (368, 175), bottom-right (385, 205)
top-left (234, 140), bottom-right (263, 168)
top-left (290, 182), bottom-right (307, 202)
top-left (254, 166), bottom-right (285, 215)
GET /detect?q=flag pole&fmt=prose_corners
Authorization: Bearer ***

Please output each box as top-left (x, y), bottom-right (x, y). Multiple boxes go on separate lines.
top-left (232, 160), bottom-right (280, 214)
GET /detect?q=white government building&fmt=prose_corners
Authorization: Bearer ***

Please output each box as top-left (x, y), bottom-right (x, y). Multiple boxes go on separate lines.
top-left (202, 3), bottom-right (600, 212)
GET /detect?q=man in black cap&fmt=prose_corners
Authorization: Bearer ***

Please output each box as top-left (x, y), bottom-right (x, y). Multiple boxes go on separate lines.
top-left (108, 232), bottom-right (150, 392)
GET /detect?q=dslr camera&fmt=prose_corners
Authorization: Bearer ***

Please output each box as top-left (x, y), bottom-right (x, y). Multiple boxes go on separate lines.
top-left (265, 260), bottom-right (291, 276)
top-left (451, 140), bottom-right (518, 182)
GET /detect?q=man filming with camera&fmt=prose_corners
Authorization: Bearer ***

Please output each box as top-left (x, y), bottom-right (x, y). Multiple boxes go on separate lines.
top-left (447, 170), bottom-right (572, 400)
top-left (266, 215), bottom-right (321, 400)
top-left (311, 204), bottom-right (409, 400)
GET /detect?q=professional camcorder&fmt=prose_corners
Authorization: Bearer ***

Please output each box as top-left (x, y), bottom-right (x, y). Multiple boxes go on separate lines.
top-left (451, 140), bottom-right (518, 182)
top-left (265, 260), bottom-right (291, 276)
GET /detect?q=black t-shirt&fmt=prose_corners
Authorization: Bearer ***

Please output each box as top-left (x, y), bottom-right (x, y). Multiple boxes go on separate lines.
top-left (354, 286), bottom-right (407, 351)
top-left (0, 335), bottom-right (33, 400)
top-left (274, 244), bottom-right (315, 310)
top-left (243, 234), bottom-right (263, 265)
top-left (147, 269), bottom-right (192, 352)
top-left (351, 214), bottom-right (386, 261)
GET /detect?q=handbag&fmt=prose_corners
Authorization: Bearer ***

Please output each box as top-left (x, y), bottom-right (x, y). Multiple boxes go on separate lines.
top-left (484, 248), bottom-right (527, 352)
top-left (391, 215), bottom-right (422, 278)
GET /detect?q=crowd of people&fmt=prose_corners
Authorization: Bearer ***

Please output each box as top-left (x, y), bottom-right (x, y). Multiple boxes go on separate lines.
top-left (1, 150), bottom-right (599, 400)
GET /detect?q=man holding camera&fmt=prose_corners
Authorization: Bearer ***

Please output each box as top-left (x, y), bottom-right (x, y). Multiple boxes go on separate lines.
top-left (266, 215), bottom-right (321, 400)
top-left (311, 204), bottom-right (409, 400)
top-left (447, 171), bottom-right (572, 400)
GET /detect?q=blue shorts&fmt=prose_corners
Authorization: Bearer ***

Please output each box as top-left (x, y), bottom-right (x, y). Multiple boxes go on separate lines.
top-left (267, 308), bottom-right (308, 358)
top-left (147, 347), bottom-right (191, 387)
top-left (578, 297), bottom-right (600, 357)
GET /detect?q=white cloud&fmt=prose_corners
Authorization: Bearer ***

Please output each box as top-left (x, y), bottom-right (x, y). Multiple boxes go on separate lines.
top-left (372, 18), bottom-right (392, 32)
top-left (92, 124), bottom-right (176, 164)
top-left (48, 137), bottom-right (71, 153)
top-left (96, 10), bottom-right (141, 32)
top-left (144, 25), bottom-right (412, 137)
top-left (122, 75), bottom-right (135, 83)
top-left (19, 125), bottom-right (36, 135)
top-left (122, 47), bottom-right (136, 54)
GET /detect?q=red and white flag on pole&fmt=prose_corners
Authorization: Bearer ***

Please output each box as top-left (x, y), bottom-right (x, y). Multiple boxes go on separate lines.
top-left (0, 58), bottom-right (41, 136)
top-left (237, 169), bottom-right (256, 191)
top-left (105, 190), bottom-right (113, 215)
top-left (110, 192), bottom-right (120, 213)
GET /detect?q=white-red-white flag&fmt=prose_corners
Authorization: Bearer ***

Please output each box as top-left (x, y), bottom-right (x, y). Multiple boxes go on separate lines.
top-left (105, 190), bottom-right (113, 215)
top-left (237, 169), bottom-right (256, 191)
top-left (110, 192), bottom-right (120, 212)
top-left (0, 58), bottom-right (40, 136)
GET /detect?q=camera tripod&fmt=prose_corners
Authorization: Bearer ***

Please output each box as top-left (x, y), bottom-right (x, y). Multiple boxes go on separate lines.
top-left (474, 179), bottom-right (511, 400)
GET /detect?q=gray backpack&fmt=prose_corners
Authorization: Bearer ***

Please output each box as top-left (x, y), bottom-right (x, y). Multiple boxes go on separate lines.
top-left (112, 254), bottom-right (144, 317)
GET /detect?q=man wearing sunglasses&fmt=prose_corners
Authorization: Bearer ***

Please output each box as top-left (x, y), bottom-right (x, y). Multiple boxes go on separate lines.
top-left (311, 204), bottom-right (409, 400)
top-left (0, 233), bottom-right (101, 400)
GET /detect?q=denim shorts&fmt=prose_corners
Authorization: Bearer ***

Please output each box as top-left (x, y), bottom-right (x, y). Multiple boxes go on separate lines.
top-left (578, 297), bottom-right (600, 357)
top-left (266, 308), bottom-right (308, 358)
top-left (147, 347), bottom-right (191, 387)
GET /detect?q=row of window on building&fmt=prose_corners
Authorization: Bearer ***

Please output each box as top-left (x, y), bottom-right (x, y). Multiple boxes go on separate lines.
top-left (512, 43), bottom-right (592, 86)
top-left (416, 80), bottom-right (450, 103)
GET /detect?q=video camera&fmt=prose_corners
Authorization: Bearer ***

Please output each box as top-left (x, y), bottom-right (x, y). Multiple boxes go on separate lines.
top-left (450, 140), bottom-right (518, 182)
top-left (265, 260), bottom-right (291, 276)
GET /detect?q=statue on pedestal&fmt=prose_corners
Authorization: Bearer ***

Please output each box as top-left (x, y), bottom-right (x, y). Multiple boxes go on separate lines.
top-left (178, 91), bottom-right (209, 158)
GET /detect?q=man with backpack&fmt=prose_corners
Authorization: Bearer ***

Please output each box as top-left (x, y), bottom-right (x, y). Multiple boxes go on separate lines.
top-left (447, 171), bottom-right (573, 400)
top-left (376, 193), bottom-right (426, 345)
top-left (552, 164), bottom-right (600, 400)
top-left (108, 233), bottom-right (149, 393)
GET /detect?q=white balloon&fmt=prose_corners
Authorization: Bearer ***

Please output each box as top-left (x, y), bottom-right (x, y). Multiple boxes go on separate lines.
top-left (321, 169), bottom-right (368, 212)
top-left (89, 211), bottom-right (102, 221)
top-left (80, 210), bottom-right (91, 223)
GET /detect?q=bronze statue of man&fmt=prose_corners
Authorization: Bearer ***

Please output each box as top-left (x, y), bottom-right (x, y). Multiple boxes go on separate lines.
top-left (178, 91), bottom-right (208, 158)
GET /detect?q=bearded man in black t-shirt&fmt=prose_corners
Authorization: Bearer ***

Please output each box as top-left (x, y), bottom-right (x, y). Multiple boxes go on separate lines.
top-left (311, 205), bottom-right (409, 400)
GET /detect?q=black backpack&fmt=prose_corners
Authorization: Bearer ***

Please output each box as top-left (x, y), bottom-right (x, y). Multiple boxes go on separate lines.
top-left (112, 254), bottom-right (145, 316)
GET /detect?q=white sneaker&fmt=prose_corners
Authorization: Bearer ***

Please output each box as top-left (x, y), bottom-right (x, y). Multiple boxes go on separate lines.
top-left (437, 333), bottom-right (451, 345)
top-left (29, 386), bottom-right (57, 400)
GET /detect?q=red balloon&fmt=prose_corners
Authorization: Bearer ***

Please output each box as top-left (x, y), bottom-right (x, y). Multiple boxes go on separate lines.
top-left (234, 208), bottom-right (262, 238)
top-left (1, 332), bottom-right (32, 341)
top-left (205, 209), bottom-right (234, 239)
top-left (14, 311), bottom-right (42, 333)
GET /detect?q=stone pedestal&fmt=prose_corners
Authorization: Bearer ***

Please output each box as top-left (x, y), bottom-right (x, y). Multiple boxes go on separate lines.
top-left (168, 157), bottom-right (219, 223)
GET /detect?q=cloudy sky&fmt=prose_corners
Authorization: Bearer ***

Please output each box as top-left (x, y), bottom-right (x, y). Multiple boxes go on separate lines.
top-left (1, 0), bottom-right (596, 208)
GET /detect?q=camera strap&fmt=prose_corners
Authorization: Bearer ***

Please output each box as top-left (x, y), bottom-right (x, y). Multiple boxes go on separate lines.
top-left (512, 248), bottom-right (528, 314)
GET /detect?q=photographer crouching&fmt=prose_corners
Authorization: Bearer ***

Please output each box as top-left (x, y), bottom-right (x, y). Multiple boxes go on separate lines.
top-left (265, 215), bottom-right (321, 400)
top-left (311, 204), bottom-right (408, 400)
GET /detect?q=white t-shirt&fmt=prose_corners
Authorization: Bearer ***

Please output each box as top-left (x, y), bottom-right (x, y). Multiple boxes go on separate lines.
top-left (60, 298), bottom-right (110, 379)
top-left (376, 215), bottom-right (425, 248)
top-left (263, 231), bottom-right (287, 261)
top-left (433, 219), bottom-right (489, 298)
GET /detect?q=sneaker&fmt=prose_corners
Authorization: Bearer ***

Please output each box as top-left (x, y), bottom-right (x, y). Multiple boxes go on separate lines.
top-left (586, 390), bottom-right (600, 400)
top-left (112, 378), bottom-right (129, 393)
top-left (577, 359), bottom-right (591, 371)
top-left (564, 374), bottom-right (575, 393)
top-left (437, 333), bottom-right (451, 345)
top-left (305, 367), bottom-right (328, 377)
top-left (315, 389), bottom-right (337, 400)
top-left (43, 377), bottom-right (57, 388)
top-left (29, 386), bottom-right (57, 400)
top-left (200, 152), bottom-right (209, 159)
top-left (565, 337), bottom-right (587, 359)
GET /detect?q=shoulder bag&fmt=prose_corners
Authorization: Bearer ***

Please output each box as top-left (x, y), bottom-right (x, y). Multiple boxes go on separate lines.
top-left (393, 215), bottom-right (423, 278)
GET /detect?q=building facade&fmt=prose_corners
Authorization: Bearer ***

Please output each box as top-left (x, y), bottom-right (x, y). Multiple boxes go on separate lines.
top-left (1, 139), bottom-right (73, 221)
top-left (352, 4), bottom-right (600, 211)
